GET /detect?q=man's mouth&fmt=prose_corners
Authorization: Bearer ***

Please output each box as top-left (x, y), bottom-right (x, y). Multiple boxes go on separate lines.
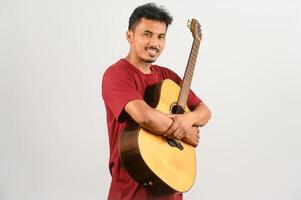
top-left (145, 47), bottom-right (159, 55)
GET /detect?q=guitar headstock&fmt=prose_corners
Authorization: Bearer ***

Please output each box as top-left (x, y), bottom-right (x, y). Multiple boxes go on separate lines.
top-left (187, 18), bottom-right (202, 41)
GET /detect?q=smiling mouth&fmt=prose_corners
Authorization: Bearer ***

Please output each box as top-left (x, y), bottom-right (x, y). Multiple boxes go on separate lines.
top-left (145, 47), bottom-right (159, 55)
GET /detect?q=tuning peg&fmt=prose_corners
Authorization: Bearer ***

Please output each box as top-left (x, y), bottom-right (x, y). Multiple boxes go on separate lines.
top-left (187, 19), bottom-right (191, 28)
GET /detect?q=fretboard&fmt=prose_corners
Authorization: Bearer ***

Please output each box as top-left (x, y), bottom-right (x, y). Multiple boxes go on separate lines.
top-left (177, 38), bottom-right (201, 109)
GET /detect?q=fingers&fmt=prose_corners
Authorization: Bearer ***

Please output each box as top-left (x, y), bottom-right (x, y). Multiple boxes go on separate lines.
top-left (164, 115), bottom-right (181, 136)
top-left (171, 129), bottom-right (185, 140)
top-left (183, 135), bottom-right (198, 147)
top-left (196, 128), bottom-right (200, 139)
top-left (164, 123), bottom-right (176, 136)
top-left (182, 127), bottom-right (200, 147)
top-left (167, 114), bottom-right (176, 118)
top-left (164, 114), bottom-right (199, 143)
top-left (165, 127), bottom-right (185, 140)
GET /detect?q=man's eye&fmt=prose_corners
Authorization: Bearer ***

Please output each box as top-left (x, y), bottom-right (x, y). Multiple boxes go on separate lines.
top-left (144, 33), bottom-right (151, 37)
top-left (159, 35), bottom-right (165, 40)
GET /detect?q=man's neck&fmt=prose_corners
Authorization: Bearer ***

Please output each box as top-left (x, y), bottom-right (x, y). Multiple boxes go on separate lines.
top-left (125, 55), bottom-right (152, 74)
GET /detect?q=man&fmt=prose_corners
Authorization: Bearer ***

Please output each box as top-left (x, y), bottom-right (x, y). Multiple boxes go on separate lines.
top-left (102, 3), bottom-right (211, 200)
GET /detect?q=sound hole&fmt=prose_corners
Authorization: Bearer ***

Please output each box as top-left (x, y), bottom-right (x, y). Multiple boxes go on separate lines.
top-left (171, 104), bottom-right (184, 114)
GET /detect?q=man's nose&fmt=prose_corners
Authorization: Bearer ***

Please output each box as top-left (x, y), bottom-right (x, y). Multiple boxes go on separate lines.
top-left (148, 36), bottom-right (159, 46)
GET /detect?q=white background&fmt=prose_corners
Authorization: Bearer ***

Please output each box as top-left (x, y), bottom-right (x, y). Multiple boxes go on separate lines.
top-left (1, 0), bottom-right (300, 199)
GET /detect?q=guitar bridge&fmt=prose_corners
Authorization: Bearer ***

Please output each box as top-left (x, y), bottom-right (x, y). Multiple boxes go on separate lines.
top-left (167, 138), bottom-right (184, 150)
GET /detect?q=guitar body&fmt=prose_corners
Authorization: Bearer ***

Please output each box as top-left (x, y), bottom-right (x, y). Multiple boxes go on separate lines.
top-left (119, 79), bottom-right (196, 194)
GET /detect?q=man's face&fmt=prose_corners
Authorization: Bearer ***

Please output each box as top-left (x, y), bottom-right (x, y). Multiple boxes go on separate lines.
top-left (127, 18), bottom-right (167, 64)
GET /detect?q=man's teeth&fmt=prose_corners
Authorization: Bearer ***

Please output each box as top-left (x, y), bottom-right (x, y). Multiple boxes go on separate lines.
top-left (146, 48), bottom-right (157, 53)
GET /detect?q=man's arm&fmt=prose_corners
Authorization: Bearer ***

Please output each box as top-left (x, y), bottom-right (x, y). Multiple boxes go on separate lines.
top-left (164, 102), bottom-right (211, 138)
top-left (164, 103), bottom-right (211, 146)
top-left (125, 100), bottom-right (211, 140)
top-left (124, 99), bottom-right (173, 134)
top-left (188, 102), bottom-right (212, 127)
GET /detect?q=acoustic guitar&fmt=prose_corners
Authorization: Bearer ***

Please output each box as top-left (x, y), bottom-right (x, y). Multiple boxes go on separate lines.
top-left (119, 18), bottom-right (202, 194)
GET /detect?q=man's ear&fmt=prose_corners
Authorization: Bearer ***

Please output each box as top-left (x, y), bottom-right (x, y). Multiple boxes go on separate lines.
top-left (126, 30), bottom-right (133, 43)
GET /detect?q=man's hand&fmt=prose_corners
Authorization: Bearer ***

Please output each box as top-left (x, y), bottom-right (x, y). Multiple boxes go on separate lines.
top-left (182, 126), bottom-right (200, 147)
top-left (164, 113), bottom-right (195, 140)
top-left (164, 113), bottom-right (200, 147)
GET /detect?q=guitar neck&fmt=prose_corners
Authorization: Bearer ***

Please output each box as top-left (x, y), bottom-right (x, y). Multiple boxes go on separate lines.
top-left (177, 38), bottom-right (201, 109)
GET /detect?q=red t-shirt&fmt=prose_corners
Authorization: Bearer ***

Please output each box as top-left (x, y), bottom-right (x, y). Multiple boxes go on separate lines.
top-left (102, 59), bottom-right (202, 200)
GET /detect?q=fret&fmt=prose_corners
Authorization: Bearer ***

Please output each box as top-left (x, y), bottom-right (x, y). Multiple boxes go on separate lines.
top-left (177, 37), bottom-right (201, 109)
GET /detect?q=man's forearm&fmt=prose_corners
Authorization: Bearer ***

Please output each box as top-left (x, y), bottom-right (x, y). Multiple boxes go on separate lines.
top-left (139, 108), bottom-right (173, 135)
top-left (125, 100), bottom-right (210, 136)
top-left (188, 103), bottom-right (211, 127)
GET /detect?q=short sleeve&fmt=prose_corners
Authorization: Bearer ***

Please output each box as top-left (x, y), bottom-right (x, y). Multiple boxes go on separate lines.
top-left (102, 67), bottom-right (143, 121)
top-left (187, 89), bottom-right (202, 110)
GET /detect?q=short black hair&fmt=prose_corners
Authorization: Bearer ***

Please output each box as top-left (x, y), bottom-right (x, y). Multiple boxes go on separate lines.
top-left (128, 3), bottom-right (173, 30)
